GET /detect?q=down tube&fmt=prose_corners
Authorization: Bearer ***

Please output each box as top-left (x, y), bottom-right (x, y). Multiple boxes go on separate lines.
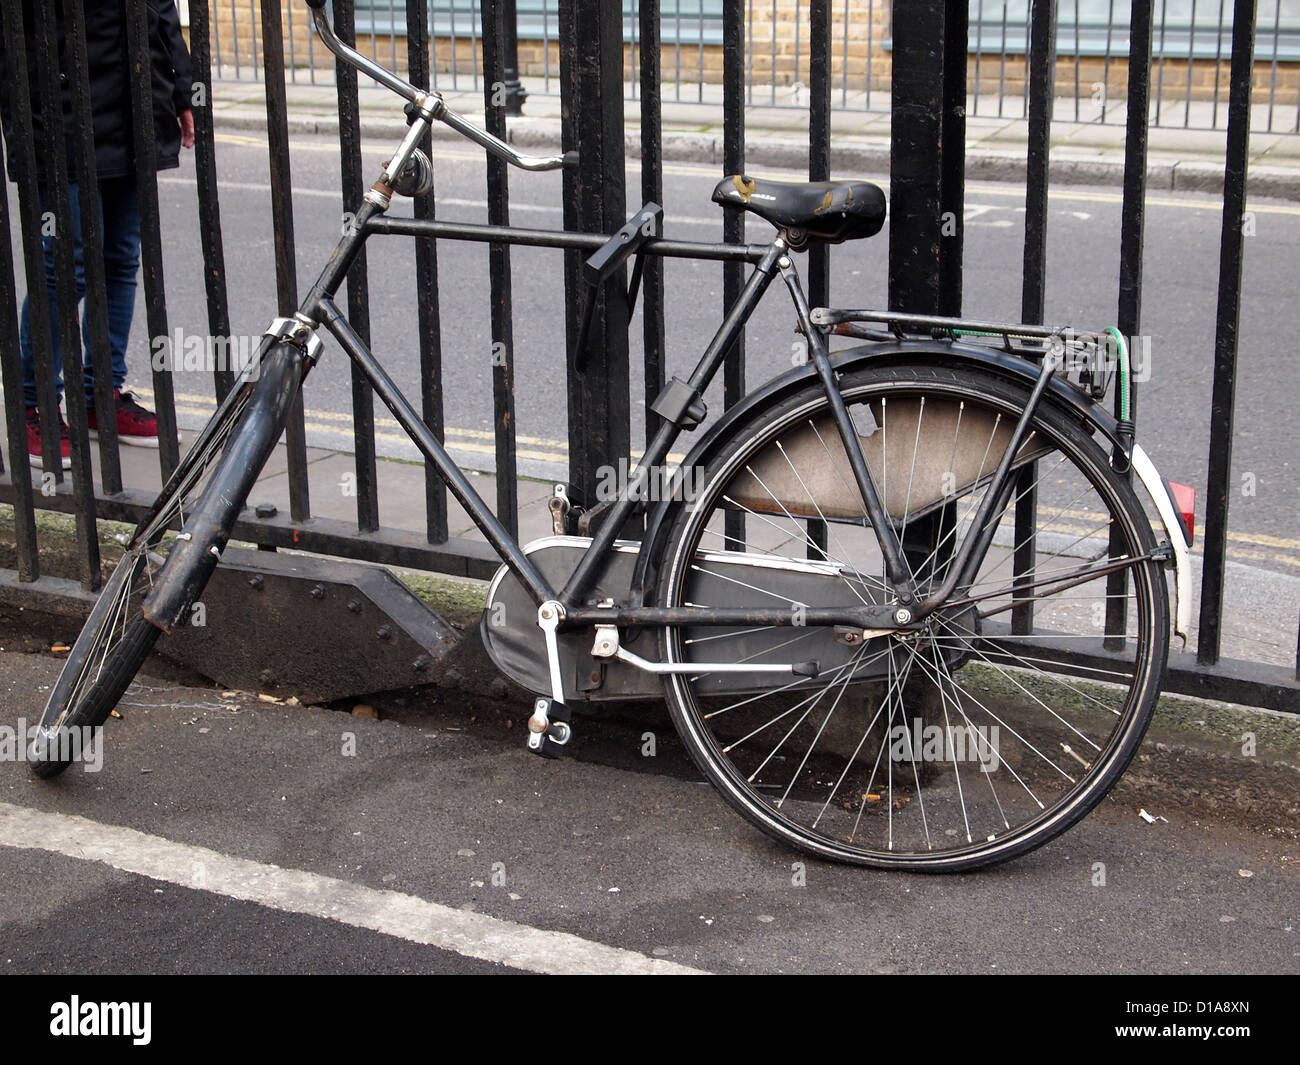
top-left (318, 299), bottom-right (554, 605)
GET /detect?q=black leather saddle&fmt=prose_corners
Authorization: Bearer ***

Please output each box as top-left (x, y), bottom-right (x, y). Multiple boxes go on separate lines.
top-left (711, 174), bottom-right (886, 245)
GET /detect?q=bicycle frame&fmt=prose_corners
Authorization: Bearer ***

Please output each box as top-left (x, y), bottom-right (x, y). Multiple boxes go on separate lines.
top-left (302, 206), bottom-right (916, 634)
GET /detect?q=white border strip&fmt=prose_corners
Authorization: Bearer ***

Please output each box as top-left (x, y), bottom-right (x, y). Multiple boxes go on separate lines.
top-left (0, 803), bottom-right (702, 976)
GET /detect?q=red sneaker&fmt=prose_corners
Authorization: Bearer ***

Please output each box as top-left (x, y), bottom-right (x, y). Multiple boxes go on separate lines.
top-left (88, 388), bottom-right (159, 448)
top-left (26, 406), bottom-right (71, 470)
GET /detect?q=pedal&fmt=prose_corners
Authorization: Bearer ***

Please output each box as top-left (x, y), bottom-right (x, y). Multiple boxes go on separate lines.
top-left (526, 697), bottom-right (573, 759)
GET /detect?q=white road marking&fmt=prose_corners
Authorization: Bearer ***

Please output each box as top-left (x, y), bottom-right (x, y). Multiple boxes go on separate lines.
top-left (0, 802), bottom-right (703, 976)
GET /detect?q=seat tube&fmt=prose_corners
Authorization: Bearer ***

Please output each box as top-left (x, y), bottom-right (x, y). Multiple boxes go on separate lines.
top-left (777, 256), bottom-right (917, 604)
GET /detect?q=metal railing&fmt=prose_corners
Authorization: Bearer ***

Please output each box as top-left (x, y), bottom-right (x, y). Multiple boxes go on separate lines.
top-left (207, 0), bottom-right (1300, 133)
top-left (0, 0), bottom-right (1297, 712)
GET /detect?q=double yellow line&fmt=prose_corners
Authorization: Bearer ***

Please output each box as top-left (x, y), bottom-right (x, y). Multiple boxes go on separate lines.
top-left (140, 387), bottom-right (685, 468)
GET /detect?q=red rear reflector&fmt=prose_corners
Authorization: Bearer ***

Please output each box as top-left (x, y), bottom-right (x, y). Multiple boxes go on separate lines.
top-left (1169, 481), bottom-right (1196, 545)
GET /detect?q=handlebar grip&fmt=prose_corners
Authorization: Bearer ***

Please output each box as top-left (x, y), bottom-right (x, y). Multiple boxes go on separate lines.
top-left (305, 0), bottom-right (327, 9)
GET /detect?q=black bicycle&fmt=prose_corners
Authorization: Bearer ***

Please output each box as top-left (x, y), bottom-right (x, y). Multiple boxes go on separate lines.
top-left (29, 0), bottom-right (1195, 872)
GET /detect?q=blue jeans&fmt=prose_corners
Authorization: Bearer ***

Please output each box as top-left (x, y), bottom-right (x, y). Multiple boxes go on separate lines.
top-left (19, 176), bottom-right (141, 409)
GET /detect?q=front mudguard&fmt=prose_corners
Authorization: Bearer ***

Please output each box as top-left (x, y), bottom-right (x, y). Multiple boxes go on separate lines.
top-left (141, 341), bottom-right (306, 634)
top-left (633, 340), bottom-right (1192, 641)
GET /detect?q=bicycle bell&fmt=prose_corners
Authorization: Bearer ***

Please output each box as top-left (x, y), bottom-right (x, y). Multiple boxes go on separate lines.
top-left (386, 148), bottom-right (435, 198)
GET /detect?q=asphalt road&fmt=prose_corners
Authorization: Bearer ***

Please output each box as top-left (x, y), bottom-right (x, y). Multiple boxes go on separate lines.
top-left (99, 131), bottom-right (1299, 560)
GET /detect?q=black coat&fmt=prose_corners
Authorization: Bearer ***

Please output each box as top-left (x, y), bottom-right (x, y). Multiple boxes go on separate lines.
top-left (0, 0), bottom-right (193, 183)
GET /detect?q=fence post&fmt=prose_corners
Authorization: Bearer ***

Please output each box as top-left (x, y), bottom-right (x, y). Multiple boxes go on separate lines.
top-left (1013, 0), bottom-right (1056, 637)
top-left (890, 0), bottom-right (966, 588)
top-left (721, 0), bottom-right (745, 549)
top-left (939, 0), bottom-right (968, 319)
top-left (483, 0), bottom-right (521, 537)
top-left (1198, 0), bottom-right (1258, 666)
top-left (332, 0), bottom-right (379, 534)
top-left (125, 0), bottom-right (181, 480)
top-left (33, 0), bottom-right (99, 588)
top-left (188, 0), bottom-right (236, 406)
top-left (0, 136), bottom-right (38, 582)
top-left (560, 0), bottom-right (630, 511)
top-left (888, 0), bottom-right (950, 314)
top-left (1105, 0), bottom-right (1155, 649)
top-left (406, 0), bottom-right (450, 545)
top-left (640, 0), bottom-right (666, 448)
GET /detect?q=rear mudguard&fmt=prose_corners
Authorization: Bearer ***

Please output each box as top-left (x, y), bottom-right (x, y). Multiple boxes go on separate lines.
top-left (633, 340), bottom-right (1192, 640)
top-left (142, 341), bottom-right (306, 634)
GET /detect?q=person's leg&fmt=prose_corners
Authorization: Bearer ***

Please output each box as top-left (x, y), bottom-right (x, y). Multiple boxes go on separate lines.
top-left (20, 185), bottom-right (78, 468)
top-left (85, 175), bottom-right (140, 401)
top-left (18, 185), bottom-right (67, 409)
top-left (87, 174), bottom-right (156, 446)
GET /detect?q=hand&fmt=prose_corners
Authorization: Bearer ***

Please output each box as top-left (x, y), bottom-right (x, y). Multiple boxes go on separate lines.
top-left (179, 108), bottom-right (195, 149)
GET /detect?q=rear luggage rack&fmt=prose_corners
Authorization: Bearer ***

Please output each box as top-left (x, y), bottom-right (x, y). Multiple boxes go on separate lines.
top-left (809, 306), bottom-right (1124, 404)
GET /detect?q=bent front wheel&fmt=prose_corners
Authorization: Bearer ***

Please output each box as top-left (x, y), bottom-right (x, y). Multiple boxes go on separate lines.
top-left (656, 362), bottom-right (1170, 870)
top-left (30, 341), bottom-right (302, 777)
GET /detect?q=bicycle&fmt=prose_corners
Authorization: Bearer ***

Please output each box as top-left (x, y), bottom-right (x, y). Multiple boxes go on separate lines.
top-left (27, 0), bottom-right (1195, 872)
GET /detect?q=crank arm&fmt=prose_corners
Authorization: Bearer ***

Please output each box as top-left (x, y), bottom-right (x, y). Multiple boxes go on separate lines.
top-left (529, 602), bottom-right (573, 756)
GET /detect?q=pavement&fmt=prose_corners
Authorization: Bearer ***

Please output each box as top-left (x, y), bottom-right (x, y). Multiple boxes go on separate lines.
top-left (205, 74), bottom-right (1300, 200)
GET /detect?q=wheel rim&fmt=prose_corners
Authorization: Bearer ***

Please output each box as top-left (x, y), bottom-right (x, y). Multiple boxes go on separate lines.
top-left (660, 371), bottom-right (1167, 867)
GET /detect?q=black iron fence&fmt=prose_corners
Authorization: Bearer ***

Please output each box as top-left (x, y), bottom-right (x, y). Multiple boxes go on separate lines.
top-left (0, 0), bottom-right (1296, 713)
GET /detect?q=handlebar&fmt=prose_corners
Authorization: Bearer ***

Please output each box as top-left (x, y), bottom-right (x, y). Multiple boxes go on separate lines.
top-left (304, 1), bottom-right (570, 173)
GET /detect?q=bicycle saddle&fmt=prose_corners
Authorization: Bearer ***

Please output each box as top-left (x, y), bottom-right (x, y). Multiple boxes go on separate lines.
top-left (711, 174), bottom-right (886, 245)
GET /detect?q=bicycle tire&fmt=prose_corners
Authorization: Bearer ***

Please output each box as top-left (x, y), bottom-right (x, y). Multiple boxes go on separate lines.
top-left (656, 361), bottom-right (1170, 871)
top-left (29, 381), bottom-right (257, 779)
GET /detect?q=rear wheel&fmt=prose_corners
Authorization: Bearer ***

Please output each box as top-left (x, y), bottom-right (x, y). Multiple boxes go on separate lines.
top-left (656, 362), bottom-right (1170, 870)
